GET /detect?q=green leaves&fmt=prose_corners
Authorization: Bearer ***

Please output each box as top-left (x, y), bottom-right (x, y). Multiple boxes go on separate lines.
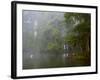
top-left (64, 33), bottom-right (79, 46)
top-left (48, 42), bottom-right (59, 51)
top-left (64, 12), bottom-right (91, 53)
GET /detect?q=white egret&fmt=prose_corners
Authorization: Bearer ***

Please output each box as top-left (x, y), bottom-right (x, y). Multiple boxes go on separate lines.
top-left (30, 54), bottom-right (34, 59)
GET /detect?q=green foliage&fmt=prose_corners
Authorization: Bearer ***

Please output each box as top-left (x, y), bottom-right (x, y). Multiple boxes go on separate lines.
top-left (52, 28), bottom-right (60, 36)
top-left (45, 27), bottom-right (63, 54)
top-left (47, 42), bottom-right (60, 52)
top-left (64, 12), bottom-right (91, 53)
top-left (64, 33), bottom-right (79, 46)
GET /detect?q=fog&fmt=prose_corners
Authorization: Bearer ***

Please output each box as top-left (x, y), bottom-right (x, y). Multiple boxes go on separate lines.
top-left (22, 10), bottom-right (69, 69)
top-left (22, 10), bottom-right (90, 69)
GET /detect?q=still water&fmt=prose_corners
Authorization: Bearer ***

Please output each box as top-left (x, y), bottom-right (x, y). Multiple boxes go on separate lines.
top-left (23, 51), bottom-right (89, 69)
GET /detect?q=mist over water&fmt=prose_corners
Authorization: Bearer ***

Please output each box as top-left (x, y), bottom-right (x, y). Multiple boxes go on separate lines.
top-left (22, 10), bottom-right (90, 69)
